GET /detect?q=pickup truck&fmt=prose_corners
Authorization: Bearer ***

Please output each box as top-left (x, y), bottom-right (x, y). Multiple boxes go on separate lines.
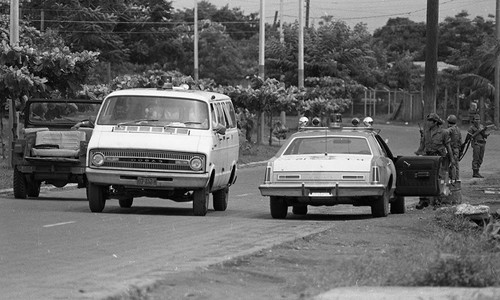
top-left (11, 98), bottom-right (101, 198)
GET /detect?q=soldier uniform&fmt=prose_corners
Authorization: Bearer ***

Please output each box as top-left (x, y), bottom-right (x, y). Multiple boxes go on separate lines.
top-left (415, 113), bottom-right (454, 209)
top-left (446, 115), bottom-right (462, 180)
top-left (464, 114), bottom-right (489, 178)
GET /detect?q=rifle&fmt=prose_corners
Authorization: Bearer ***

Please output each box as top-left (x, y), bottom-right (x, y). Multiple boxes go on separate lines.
top-left (460, 124), bottom-right (496, 161)
top-left (471, 124), bottom-right (495, 139)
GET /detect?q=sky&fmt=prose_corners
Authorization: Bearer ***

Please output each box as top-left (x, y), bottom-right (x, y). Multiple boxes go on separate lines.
top-left (171, 0), bottom-right (496, 32)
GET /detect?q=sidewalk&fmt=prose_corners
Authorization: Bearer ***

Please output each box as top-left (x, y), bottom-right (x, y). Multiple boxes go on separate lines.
top-left (314, 286), bottom-right (500, 300)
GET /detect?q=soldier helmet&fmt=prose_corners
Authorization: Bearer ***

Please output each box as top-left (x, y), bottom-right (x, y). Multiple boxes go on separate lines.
top-left (426, 113), bottom-right (443, 125)
top-left (446, 114), bottom-right (457, 124)
top-left (363, 117), bottom-right (373, 127)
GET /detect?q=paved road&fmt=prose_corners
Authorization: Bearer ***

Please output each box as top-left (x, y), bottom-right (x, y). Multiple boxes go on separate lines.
top-left (2, 165), bottom-right (379, 299)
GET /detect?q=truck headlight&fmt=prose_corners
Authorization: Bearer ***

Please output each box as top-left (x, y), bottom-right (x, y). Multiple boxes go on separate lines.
top-left (91, 152), bottom-right (105, 166)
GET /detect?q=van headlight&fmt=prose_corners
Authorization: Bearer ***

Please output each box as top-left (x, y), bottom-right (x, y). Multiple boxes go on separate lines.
top-left (189, 156), bottom-right (203, 171)
top-left (91, 152), bottom-right (105, 166)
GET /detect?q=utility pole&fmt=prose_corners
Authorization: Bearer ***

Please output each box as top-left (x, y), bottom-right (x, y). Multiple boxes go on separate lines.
top-left (194, 0), bottom-right (199, 81)
top-left (279, 0), bottom-right (284, 43)
top-left (258, 0), bottom-right (266, 144)
top-left (298, 0), bottom-right (304, 88)
top-left (9, 0), bottom-right (20, 163)
top-left (424, 0), bottom-right (439, 117)
top-left (305, 0), bottom-right (310, 28)
top-left (495, 0), bottom-right (500, 127)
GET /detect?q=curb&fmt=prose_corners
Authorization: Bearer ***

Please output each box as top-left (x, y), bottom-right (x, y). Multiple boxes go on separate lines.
top-left (314, 286), bottom-right (500, 300)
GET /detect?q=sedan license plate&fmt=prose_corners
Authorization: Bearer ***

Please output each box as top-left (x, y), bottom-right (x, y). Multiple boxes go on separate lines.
top-left (137, 177), bottom-right (157, 186)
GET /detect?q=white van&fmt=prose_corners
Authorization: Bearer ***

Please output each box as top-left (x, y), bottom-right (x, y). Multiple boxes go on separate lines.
top-left (85, 85), bottom-right (239, 216)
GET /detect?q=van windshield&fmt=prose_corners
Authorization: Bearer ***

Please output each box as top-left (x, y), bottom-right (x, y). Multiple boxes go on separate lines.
top-left (97, 96), bottom-right (210, 129)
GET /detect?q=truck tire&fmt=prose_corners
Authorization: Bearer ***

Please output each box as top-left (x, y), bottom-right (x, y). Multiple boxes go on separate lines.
top-left (27, 181), bottom-right (41, 198)
top-left (88, 182), bottom-right (107, 212)
top-left (13, 169), bottom-right (27, 199)
top-left (212, 188), bottom-right (228, 211)
top-left (193, 188), bottom-right (209, 216)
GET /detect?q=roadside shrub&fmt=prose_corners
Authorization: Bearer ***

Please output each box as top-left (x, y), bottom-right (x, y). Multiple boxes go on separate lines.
top-left (434, 206), bottom-right (481, 233)
top-left (414, 253), bottom-right (499, 287)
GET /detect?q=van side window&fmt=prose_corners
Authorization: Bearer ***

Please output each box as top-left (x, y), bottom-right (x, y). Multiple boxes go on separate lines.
top-left (215, 103), bottom-right (227, 127)
top-left (222, 101), bottom-right (237, 128)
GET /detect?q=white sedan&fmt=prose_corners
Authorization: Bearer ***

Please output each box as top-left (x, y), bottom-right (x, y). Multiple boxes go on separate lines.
top-left (259, 122), bottom-right (447, 218)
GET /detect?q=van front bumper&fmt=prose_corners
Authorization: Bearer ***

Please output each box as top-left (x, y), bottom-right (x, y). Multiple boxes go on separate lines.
top-left (86, 168), bottom-right (210, 189)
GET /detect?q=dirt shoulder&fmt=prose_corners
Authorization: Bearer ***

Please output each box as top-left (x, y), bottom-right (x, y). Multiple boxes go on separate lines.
top-left (131, 175), bottom-right (500, 300)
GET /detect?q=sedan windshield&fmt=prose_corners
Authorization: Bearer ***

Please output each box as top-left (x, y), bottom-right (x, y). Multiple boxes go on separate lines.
top-left (97, 96), bottom-right (210, 129)
top-left (283, 136), bottom-right (372, 155)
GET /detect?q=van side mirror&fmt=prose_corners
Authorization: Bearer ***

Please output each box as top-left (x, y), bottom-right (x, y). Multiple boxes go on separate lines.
top-left (213, 123), bottom-right (226, 135)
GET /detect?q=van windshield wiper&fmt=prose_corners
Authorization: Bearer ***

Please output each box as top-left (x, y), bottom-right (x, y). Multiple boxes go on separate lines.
top-left (117, 119), bottom-right (158, 126)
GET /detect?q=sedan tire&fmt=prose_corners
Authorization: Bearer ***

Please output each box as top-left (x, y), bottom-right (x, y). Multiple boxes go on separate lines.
top-left (390, 196), bottom-right (405, 214)
top-left (270, 196), bottom-right (288, 219)
top-left (371, 190), bottom-right (389, 218)
top-left (292, 205), bottom-right (308, 215)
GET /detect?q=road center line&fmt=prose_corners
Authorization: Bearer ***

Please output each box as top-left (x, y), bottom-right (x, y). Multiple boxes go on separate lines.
top-left (43, 221), bottom-right (76, 228)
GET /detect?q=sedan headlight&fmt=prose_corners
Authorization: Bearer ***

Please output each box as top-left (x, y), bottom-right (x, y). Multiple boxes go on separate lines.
top-left (91, 152), bottom-right (105, 166)
top-left (189, 156), bottom-right (203, 171)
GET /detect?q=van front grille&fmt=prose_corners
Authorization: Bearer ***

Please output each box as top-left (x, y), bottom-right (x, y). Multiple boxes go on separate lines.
top-left (90, 149), bottom-right (205, 172)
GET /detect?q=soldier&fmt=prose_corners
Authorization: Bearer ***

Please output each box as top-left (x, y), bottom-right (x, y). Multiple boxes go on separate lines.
top-left (446, 114), bottom-right (462, 181)
top-left (415, 113), bottom-right (454, 209)
top-left (463, 114), bottom-right (490, 178)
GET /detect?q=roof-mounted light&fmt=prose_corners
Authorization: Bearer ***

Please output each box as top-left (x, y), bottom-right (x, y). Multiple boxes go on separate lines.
top-left (157, 75), bottom-right (173, 90)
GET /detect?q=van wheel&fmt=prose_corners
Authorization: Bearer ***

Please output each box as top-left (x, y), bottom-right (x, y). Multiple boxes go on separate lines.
top-left (213, 188), bottom-right (228, 211)
top-left (390, 196), bottom-right (405, 214)
top-left (372, 190), bottom-right (389, 218)
top-left (193, 188), bottom-right (209, 216)
top-left (292, 205), bottom-right (308, 215)
top-left (270, 196), bottom-right (288, 219)
top-left (88, 182), bottom-right (107, 213)
top-left (119, 197), bottom-right (134, 208)
top-left (13, 168), bottom-right (27, 199)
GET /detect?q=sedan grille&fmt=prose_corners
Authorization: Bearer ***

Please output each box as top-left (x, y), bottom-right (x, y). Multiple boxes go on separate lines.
top-left (90, 149), bottom-right (205, 172)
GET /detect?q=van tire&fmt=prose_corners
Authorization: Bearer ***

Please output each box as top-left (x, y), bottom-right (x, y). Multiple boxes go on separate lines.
top-left (193, 188), bottom-right (209, 216)
top-left (213, 188), bottom-right (228, 211)
top-left (13, 168), bottom-right (27, 199)
top-left (88, 182), bottom-right (107, 213)
top-left (119, 197), bottom-right (134, 208)
top-left (270, 196), bottom-right (288, 219)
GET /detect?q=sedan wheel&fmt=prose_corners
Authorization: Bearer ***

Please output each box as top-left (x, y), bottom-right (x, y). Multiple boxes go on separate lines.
top-left (390, 196), bottom-right (405, 214)
top-left (292, 205), bottom-right (308, 215)
top-left (88, 182), bottom-right (107, 212)
top-left (371, 190), bottom-right (389, 218)
top-left (213, 188), bottom-right (229, 211)
top-left (270, 196), bottom-right (288, 219)
top-left (193, 188), bottom-right (209, 216)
